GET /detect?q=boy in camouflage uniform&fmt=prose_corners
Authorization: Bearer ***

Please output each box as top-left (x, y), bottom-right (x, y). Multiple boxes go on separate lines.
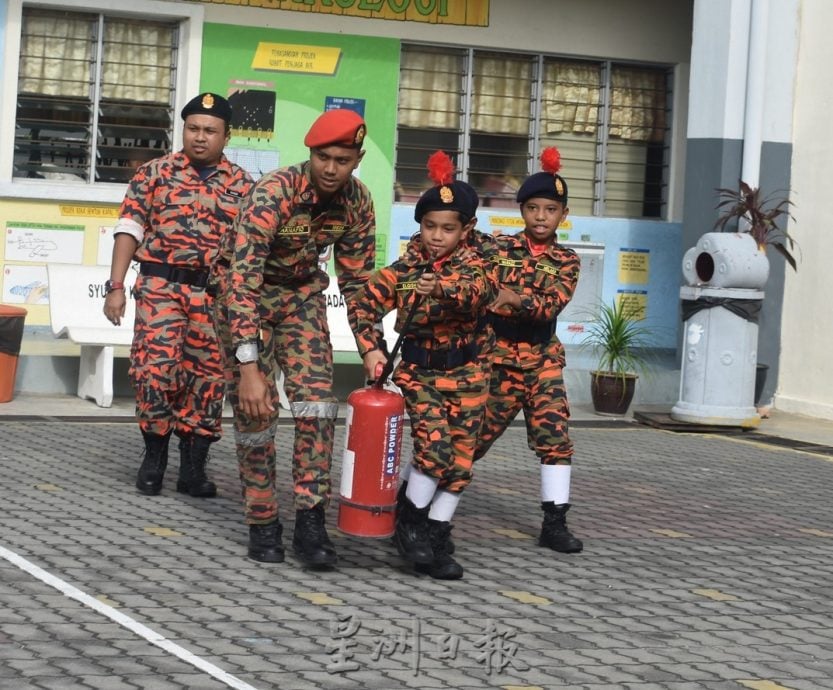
top-left (103, 93), bottom-right (253, 499)
top-left (212, 110), bottom-right (377, 567)
top-left (474, 147), bottom-right (584, 554)
top-left (349, 151), bottom-right (494, 580)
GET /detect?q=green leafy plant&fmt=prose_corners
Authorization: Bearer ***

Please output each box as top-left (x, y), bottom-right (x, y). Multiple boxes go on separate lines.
top-left (581, 299), bottom-right (655, 382)
top-left (714, 179), bottom-right (798, 271)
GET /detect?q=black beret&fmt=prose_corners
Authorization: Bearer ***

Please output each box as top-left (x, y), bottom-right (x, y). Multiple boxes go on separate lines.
top-left (414, 180), bottom-right (479, 223)
top-left (180, 93), bottom-right (232, 125)
top-left (516, 171), bottom-right (569, 205)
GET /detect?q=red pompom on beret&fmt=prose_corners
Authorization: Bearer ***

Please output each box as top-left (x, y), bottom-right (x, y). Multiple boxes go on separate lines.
top-left (180, 93), bottom-right (232, 124)
top-left (516, 146), bottom-right (568, 204)
top-left (304, 109), bottom-right (367, 149)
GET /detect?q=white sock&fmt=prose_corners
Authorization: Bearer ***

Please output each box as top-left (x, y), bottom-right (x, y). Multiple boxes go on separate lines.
top-left (428, 489), bottom-right (461, 522)
top-left (541, 464), bottom-right (571, 504)
top-left (405, 467), bottom-right (439, 509)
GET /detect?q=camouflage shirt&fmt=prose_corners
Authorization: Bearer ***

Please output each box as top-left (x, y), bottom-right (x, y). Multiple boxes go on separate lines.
top-left (349, 244), bottom-right (494, 357)
top-left (488, 232), bottom-right (580, 367)
top-left (221, 161), bottom-right (376, 348)
top-left (119, 151), bottom-right (253, 267)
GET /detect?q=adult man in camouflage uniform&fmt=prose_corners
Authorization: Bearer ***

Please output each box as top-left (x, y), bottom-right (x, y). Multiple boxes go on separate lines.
top-left (213, 109), bottom-right (377, 567)
top-left (474, 147), bottom-right (584, 554)
top-left (103, 93), bottom-right (253, 499)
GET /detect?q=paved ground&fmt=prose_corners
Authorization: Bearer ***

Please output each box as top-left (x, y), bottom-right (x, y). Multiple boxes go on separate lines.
top-left (1, 401), bottom-right (833, 690)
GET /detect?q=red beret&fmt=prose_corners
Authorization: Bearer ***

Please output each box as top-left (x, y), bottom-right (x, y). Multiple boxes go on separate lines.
top-left (304, 109), bottom-right (367, 149)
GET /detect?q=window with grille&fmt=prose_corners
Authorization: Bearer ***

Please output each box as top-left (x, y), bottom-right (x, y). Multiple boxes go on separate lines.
top-left (14, 7), bottom-right (178, 185)
top-left (396, 44), bottom-right (671, 219)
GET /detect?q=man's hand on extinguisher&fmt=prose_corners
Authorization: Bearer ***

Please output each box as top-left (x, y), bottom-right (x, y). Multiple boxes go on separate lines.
top-left (363, 349), bottom-right (387, 382)
top-left (238, 362), bottom-right (275, 421)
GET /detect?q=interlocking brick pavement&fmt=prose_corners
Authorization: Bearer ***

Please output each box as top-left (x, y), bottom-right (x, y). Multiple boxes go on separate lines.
top-left (1, 417), bottom-right (832, 690)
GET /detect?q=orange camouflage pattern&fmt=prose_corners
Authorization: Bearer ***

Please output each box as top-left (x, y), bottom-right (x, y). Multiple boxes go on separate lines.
top-left (121, 151), bottom-right (252, 438)
top-left (120, 151), bottom-right (252, 267)
top-left (349, 243), bottom-right (494, 492)
top-left (212, 160), bottom-right (375, 519)
top-left (475, 234), bottom-right (580, 465)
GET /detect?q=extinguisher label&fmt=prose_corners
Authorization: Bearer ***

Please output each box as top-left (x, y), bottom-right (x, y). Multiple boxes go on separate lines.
top-left (341, 405), bottom-right (355, 499)
top-left (341, 449), bottom-right (356, 499)
top-left (385, 414), bottom-right (403, 479)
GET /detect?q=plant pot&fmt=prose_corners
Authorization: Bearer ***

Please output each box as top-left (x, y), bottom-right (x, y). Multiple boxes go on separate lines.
top-left (590, 371), bottom-right (637, 416)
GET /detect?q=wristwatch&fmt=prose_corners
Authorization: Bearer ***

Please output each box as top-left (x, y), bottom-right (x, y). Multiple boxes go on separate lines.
top-left (104, 279), bottom-right (125, 294)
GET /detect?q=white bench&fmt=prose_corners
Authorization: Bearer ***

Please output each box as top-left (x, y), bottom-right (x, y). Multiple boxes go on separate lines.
top-left (46, 264), bottom-right (397, 410)
top-left (47, 264), bottom-right (136, 408)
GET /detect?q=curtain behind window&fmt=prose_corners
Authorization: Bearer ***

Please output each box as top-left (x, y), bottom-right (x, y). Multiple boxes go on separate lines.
top-left (19, 13), bottom-right (92, 97)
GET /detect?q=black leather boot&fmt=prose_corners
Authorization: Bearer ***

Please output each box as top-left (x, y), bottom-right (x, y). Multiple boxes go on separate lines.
top-left (248, 520), bottom-right (285, 563)
top-left (539, 502), bottom-right (583, 553)
top-left (176, 434), bottom-right (217, 498)
top-left (416, 519), bottom-right (463, 580)
top-left (396, 481), bottom-right (457, 555)
top-left (136, 430), bottom-right (171, 495)
top-left (392, 496), bottom-right (433, 565)
top-left (292, 504), bottom-right (338, 567)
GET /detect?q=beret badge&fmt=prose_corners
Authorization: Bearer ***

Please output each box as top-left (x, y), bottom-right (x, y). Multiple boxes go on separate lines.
top-left (354, 124), bottom-right (366, 145)
top-left (555, 178), bottom-right (565, 196)
top-left (440, 185), bottom-right (454, 204)
top-left (201, 93), bottom-right (215, 109)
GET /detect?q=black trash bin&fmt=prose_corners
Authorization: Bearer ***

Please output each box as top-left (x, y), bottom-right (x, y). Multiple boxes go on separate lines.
top-left (0, 304), bottom-right (27, 403)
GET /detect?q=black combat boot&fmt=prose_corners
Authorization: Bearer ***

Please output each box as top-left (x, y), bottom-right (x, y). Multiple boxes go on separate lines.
top-left (292, 504), bottom-right (338, 567)
top-left (136, 430), bottom-right (171, 495)
top-left (392, 496), bottom-right (434, 565)
top-left (396, 482), bottom-right (455, 555)
top-left (539, 502), bottom-right (583, 553)
top-left (248, 520), bottom-right (285, 563)
top-left (416, 519), bottom-right (463, 580)
top-left (176, 434), bottom-right (217, 498)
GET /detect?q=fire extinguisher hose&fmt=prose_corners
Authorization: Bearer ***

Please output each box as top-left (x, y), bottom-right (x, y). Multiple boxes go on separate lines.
top-left (373, 263), bottom-right (431, 388)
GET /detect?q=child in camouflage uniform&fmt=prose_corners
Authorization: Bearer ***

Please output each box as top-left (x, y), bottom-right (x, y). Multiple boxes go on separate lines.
top-left (349, 152), bottom-right (494, 580)
top-left (475, 147), bottom-right (584, 554)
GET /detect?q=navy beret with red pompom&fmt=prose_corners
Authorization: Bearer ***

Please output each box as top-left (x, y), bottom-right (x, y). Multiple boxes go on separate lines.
top-left (516, 147), bottom-right (569, 204)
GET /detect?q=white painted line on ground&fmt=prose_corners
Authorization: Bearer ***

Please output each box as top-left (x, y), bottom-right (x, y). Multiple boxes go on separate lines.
top-left (0, 544), bottom-right (261, 690)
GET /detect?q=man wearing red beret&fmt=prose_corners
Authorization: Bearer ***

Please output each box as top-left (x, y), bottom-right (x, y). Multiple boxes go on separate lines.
top-left (211, 109), bottom-right (377, 567)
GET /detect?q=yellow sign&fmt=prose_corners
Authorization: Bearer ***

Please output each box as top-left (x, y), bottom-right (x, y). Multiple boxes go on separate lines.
top-left (618, 248), bottom-right (649, 285)
top-left (193, 0), bottom-right (489, 27)
top-left (616, 291), bottom-right (647, 320)
top-left (252, 43), bottom-right (342, 75)
top-left (60, 205), bottom-right (118, 219)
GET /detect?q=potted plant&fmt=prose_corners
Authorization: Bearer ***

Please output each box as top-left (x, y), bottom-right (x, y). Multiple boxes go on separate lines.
top-left (581, 299), bottom-right (655, 415)
top-left (714, 179), bottom-right (798, 271)
top-left (713, 180), bottom-right (798, 404)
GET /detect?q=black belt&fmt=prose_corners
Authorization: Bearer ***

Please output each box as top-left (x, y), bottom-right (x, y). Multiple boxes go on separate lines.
top-left (400, 340), bottom-right (477, 371)
top-left (140, 262), bottom-right (210, 288)
top-left (489, 315), bottom-right (556, 344)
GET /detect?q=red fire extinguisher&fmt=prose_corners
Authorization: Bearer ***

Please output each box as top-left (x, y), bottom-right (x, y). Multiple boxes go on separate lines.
top-left (338, 289), bottom-right (425, 538)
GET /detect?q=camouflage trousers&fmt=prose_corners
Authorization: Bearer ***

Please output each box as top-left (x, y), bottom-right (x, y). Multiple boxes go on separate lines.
top-left (215, 289), bottom-right (338, 523)
top-left (129, 275), bottom-right (225, 440)
top-left (475, 358), bottom-right (573, 465)
top-left (394, 358), bottom-right (490, 493)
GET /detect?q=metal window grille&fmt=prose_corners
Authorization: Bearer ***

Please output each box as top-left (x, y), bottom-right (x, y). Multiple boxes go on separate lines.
top-left (14, 7), bottom-right (178, 184)
top-left (396, 44), bottom-right (672, 219)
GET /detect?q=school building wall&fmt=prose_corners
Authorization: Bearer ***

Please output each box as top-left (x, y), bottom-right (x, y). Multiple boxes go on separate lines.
top-left (2, 0), bottom-right (693, 404)
top-left (776, 0), bottom-right (833, 419)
